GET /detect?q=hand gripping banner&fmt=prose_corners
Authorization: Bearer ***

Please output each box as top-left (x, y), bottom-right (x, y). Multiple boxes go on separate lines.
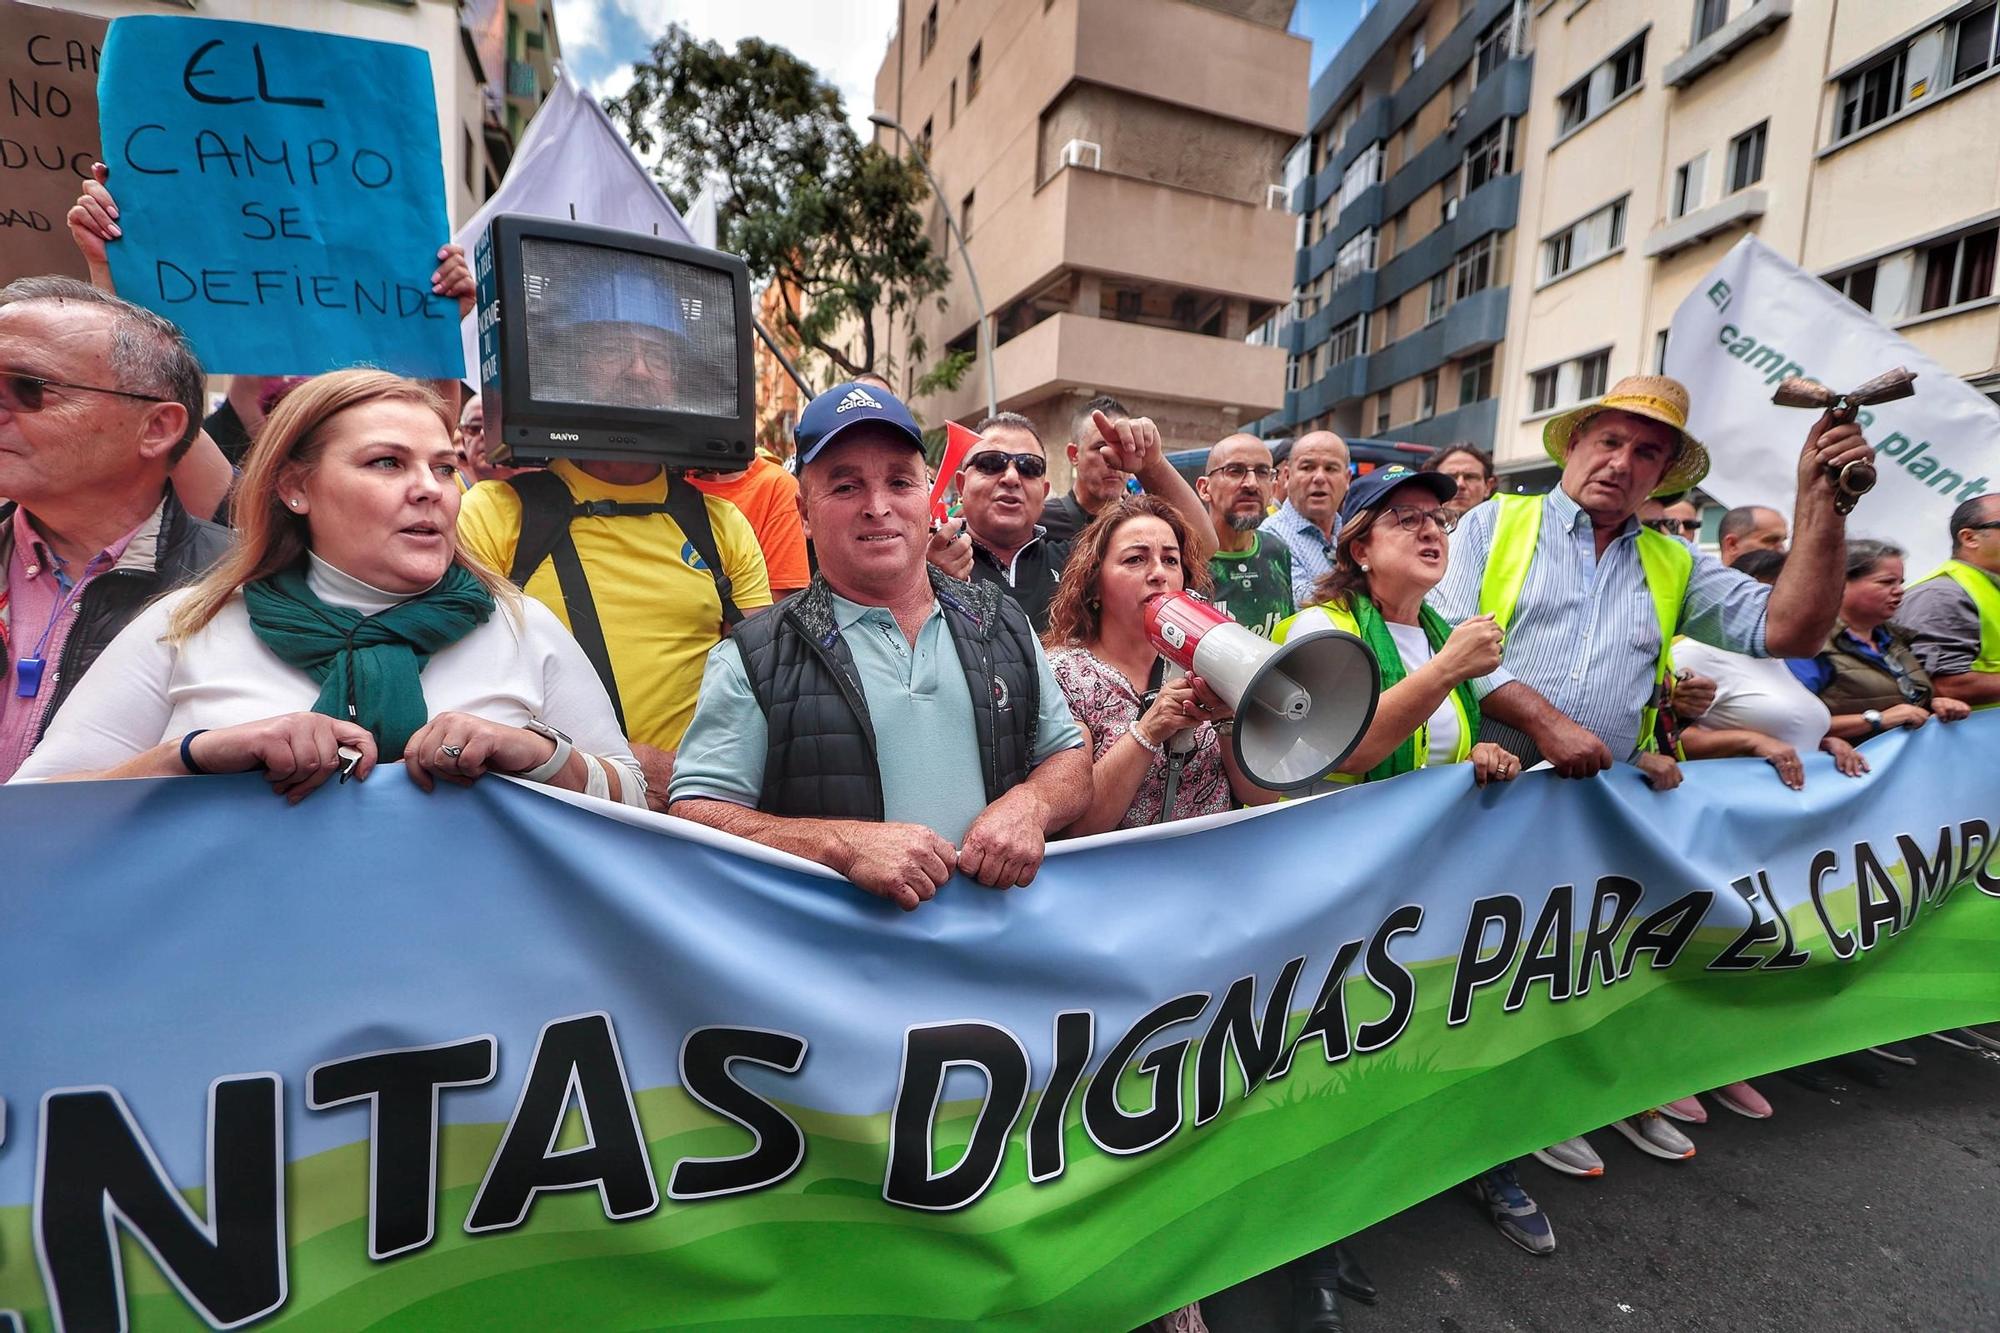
top-left (4, 719), bottom-right (1999, 1329)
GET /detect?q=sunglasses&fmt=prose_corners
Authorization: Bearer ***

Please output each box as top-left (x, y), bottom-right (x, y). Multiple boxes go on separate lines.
top-left (1644, 518), bottom-right (1699, 536)
top-left (965, 450), bottom-right (1048, 479)
top-left (0, 371), bottom-right (168, 414)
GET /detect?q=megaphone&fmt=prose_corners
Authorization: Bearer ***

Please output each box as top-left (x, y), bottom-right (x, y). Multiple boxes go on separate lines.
top-left (1143, 590), bottom-right (1380, 790)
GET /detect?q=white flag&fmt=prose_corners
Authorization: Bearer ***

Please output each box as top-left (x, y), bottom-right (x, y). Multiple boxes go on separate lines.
top-left (684, 175), bottom-right (723, 250)
top-left (452, 73), bottom-right (697, 382)
top-left (1666, 235), bottom-right (2000, 572)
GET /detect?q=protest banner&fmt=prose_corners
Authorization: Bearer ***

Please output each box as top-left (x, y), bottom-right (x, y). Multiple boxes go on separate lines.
top-left (451, 72), bottom-right (696, 385)
top-left (1666, 235), bottom-right (2000, 571)
top-left (95, 16), bottom-right (461, 377)
top-left (0, 0), bottom-right (104, 284)
top-left (4, 719), bottom-right (1999, 1329)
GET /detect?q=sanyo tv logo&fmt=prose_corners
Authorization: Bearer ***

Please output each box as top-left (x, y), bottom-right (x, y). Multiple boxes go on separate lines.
top-left (547, 432), bottom-right (580, 442)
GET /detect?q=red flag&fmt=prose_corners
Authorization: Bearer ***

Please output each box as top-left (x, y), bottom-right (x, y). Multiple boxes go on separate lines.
top-left (930, 420), bottom-right (981, 523)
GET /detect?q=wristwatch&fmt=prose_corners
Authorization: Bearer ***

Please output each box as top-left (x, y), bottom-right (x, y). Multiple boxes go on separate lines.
top-left (1861, 708), bottom-right (1884, 737)
top-left (513, 718), bottom-right (574, 782)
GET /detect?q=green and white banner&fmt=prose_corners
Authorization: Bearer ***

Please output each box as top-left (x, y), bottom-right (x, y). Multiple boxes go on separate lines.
top-left (5, 717), bottom-right (2000, 1330)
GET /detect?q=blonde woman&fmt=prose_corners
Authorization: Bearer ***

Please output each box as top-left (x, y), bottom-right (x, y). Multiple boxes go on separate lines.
top-left (14, 370), bottom-right (643, 806)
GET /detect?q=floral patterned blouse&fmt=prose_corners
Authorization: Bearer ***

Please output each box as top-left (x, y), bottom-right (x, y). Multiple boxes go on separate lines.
top-left (1047, 646), bottom-right (1233, 828)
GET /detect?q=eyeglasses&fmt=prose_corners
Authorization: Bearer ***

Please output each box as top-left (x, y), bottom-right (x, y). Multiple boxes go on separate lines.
top-left (1644, 518), bottom-right (1700, 536)
top-left (1205, 463), bottom-right (1276, 482)
top-left (965, 450), bottom-right (1048, 479)
top-left (0, 372), bottom-right (169, 414)
top-left (1379, 505), bottom-right (1456, 535)
top-left (1961, 521), bottom-right (2000, 534)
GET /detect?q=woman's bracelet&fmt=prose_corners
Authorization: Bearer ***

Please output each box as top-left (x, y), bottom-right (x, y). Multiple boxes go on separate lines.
top-left (1128, 725), bottom-right (1165, 756)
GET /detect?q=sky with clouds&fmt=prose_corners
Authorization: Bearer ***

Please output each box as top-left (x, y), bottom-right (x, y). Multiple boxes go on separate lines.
top-left (552, 0), bottom-right (1367, 130)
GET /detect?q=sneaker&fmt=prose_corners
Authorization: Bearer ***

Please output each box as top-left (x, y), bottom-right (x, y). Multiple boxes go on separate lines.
top-left (1868, 1040), bottom-right (1920, 1066)
top-left (1965, 1023), bottom-right (2000, 1054)
top-left (1831, 1052), bottom-right (1892, 1088)
top-left (1532, 1135), bottom-right (1604, 1178)
top-left (1928, 1028), bottom-right (1985, 1051)
top-left (1710, 1080), bottom-right (1773, 1119)
top-left (1780, 1063), bottom-right (1839, 1094)
top-left (1467, 1163), bottom-right (1556, 1256)
top-left (1611, 1110), bottom-right (1696, 1161)
top-left (1658, 1095), bottom-right (1708, 1124)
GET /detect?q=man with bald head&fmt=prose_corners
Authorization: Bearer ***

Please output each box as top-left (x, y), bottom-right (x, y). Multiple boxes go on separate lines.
top-left (1260, 430), bottom-right (1351, 606)
top-left (1717, 504), bottom-right (1788, 567)
top-left (1197, 433), bottom-right (1292, 636)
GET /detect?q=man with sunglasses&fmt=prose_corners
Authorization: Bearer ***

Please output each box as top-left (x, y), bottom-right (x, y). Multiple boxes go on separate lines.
top-left (1901, 494), bottom-right (2000, 712)
top-left (1638, 494), bottom-right (1702, 541)
top-left (0, 276), bottom-right (227, 781)
top-left (1196, 434), bottom-right (1293, 637)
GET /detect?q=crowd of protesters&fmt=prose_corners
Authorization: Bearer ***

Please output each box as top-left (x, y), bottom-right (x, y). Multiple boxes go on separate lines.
top-left (5, 167), bottom-right (2000, 1333)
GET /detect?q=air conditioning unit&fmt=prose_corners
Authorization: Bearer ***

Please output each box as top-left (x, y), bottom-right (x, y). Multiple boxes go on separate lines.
top-left (1266, 183), bottom-right (1292, 210)
top-left (1443, 197), bottom-right (1460, 222)
top-left (1059, 138), bottom-right (1102, 170)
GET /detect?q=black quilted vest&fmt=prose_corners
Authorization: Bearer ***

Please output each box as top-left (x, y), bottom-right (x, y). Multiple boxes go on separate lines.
top-left (733, 568), bottom-right (1042, 821)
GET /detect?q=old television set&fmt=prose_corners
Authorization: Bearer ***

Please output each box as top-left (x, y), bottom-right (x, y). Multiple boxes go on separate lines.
top-left (474, 215), bottom-right (755, 469)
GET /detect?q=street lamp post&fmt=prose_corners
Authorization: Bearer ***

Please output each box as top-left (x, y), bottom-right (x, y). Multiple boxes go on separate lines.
top-left (869, 111), bottom-right (998, 421)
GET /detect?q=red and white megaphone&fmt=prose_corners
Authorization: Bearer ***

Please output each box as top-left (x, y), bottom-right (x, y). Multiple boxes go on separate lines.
top-left (1143, 590), bottom-right (1380, 789)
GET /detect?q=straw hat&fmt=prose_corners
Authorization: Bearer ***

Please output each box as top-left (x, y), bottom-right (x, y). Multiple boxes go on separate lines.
top-left (1542, 374), bottom-right (1710, 497)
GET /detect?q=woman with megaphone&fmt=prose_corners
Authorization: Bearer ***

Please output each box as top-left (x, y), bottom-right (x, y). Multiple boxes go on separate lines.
top-left (1273, 465), bottom-right (1522, 788)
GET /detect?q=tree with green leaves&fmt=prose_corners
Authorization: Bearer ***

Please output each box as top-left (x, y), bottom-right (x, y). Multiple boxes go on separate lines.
top-left (607, 25), bottom-right (968, 395)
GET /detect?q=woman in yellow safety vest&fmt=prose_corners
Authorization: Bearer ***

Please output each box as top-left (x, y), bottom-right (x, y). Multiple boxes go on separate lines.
top-left (1273, 466), bottom-right (1523, 788)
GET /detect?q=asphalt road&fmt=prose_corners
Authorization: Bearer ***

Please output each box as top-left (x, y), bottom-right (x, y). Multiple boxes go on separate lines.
top-left (1200, 1042), bottom-right (2000, 1333)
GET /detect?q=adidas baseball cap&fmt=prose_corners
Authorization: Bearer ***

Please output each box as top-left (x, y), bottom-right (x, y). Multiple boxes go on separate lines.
top-left (794, 382), bottom-right (925, 468)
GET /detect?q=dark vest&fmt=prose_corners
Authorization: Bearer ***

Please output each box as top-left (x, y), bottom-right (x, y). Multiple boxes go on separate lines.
top-left (732, 568), bottom-right (1042, 821)
top-left (1818, 622), bottom-right (1933, 715)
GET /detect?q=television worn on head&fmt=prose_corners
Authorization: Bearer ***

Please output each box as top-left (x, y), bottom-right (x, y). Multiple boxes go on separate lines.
top-left (474, 215), bottom-right (755, 469)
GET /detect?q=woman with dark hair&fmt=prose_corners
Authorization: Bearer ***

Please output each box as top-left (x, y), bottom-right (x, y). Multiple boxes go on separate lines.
top-left (1788, 540), bottom-right (1970, 741)
top-left (14, 370), bottom-right (645, 806)
top-left (1044, 494), bottom-right (1277, 834)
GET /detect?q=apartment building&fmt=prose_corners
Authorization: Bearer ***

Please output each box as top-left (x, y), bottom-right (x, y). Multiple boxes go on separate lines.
top-left (1261, 0), bottom-right (1534, 452)
top-left (60, 0), bottom-right (560, 227)
top-left (1497, 0), bottom-right (2000, 484)
top-left (870, 0), bottom-right (1307, 476)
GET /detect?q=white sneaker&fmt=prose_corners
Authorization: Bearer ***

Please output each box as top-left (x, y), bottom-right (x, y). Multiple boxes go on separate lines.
top-left (1531, 1135), bottom-right (1604, 1177)
top-left (1612, 1110), bottom-right (1696, 1161)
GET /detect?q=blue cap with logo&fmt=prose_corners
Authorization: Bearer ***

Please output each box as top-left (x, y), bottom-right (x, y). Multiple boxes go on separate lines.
top-left (794, 382), bottom-right (926, 467)
top-left (1338, 464), bottom-right (1457, 526)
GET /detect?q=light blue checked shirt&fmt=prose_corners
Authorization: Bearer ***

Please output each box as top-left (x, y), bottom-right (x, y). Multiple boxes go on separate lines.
top-left (1259, 501), bottom-right (1338, 607)
top-left (1431, 489), bottom-right (1773, 766)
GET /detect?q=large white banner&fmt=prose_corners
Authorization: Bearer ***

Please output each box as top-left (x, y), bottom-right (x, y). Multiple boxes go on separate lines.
top-left (1665, 235), bottom-right (2000, 572)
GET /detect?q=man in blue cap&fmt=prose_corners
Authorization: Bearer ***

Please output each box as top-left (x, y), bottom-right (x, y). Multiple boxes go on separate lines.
top-left (669, 382), bottom-right (1091, 908)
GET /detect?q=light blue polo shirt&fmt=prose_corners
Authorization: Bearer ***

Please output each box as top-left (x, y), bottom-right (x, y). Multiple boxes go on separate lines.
top-left (669, 593), bottom-right (1083, 843)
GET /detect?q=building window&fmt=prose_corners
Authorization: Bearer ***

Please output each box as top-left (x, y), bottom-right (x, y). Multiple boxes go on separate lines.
top-left (1472, 10), bottom-right (1516, 85)
top-left (1727, 122), bottom-right (1766, 192)
top-left (1427, 272), bottom-right (1448, 323)
top-left (1452, 233), bottom-right (1500, 301)
top-left (920, 2), bottom-right (938, 61)
top-left (1530, 366), bottom-right (1559, 414)
top-left (1383, 302), bottom-right (1400, 344)
top-left (1410, 26), bottom-right (1427, 72)
top-left (1836, 50), bottom-right (1905, 140)
top-left (1340, 143), bottom-right (1384, 209)
top-left (1287, 357), bottom-right (1302, 392)
top-left (1334, 229), bottom-right (1377, 290)
top-left (1329, 314), bottom-right (1368, 364)
top-left (967, 43), bottom-right (982, 101)
top-left (1578, 349), bottom-right (1610, 399)
top-left (1557, 33), bottom-right (1646, 135)
top-left (1693, 0), bottom-right (1730, 42)
top-left (1826, 264), bottom-right (1878, 313)
top-left (1459, 348), bottom-right (1494, 404)
top-left (1419, 372), bottom-right (1439, 420)
top-left (462, 126), bottom-right (475, 193)
top-left (1955, 3), bottom-right (1999, 85)
top-left (949, 78), bottom-right (958, 127)
top-left (1671, 153), bottom-right (1707, 219)
top-left (1462, 118), bottom-right (1516, 193)
top-left (1919, 226), bottom-right (1998, 313)
top-left (1376, 403), bottom-right (1392, 434)
top-left (961, 190), bottom-right (975, 235)
top-left (920, 117), bottom-right (933, 157)
top-left (1542, 196), bottom-right (1625, 281)
top-left (1654, 329), bottom-right (1670, 373)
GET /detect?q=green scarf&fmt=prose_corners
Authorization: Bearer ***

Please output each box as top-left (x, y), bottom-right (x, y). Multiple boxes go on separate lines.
top-left (242, 562), bottom-right (495, 758)
top-left (1347, 592), bottom-right (1482, 783)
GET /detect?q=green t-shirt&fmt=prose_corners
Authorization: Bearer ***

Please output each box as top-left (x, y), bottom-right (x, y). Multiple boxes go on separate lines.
top-left (1208, 534), bottom-right (1294, 639)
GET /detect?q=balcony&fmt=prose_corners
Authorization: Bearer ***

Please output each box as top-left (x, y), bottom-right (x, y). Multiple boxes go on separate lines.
top-left (505, 59), bottom-right (538, 101)
top-left (1664, 0), bottom-right (1791, 88)
top-left (1642, 189), bottom-right (1768, 259)
top-left (1073, 0), bottom-right (1308, 136)
top-left (1046, 166), bottom-right (1295, 305)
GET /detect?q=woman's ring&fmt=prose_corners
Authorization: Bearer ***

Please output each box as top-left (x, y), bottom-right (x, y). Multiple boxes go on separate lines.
top-left (440, 743), bottom-right (465, 759)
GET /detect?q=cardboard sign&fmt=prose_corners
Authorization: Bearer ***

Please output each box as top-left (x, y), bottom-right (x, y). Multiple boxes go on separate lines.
top-left (98, 15), bottom-right (461, 376)
top-left (0, 0), bottom-right (105, 284)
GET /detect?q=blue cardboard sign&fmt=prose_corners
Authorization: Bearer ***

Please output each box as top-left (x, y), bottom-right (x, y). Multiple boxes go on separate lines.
top-left (98, 16), bottom-right (461, 376)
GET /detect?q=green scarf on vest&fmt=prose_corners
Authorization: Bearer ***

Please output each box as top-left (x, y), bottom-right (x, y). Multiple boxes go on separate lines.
top-left (242, 562), bottom-right (495, 758)
top-left (1346, 592), bottom-right (1482, 782)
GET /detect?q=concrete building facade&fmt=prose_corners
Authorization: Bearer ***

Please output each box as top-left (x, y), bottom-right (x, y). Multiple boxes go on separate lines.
top-left (61, 0), bottom-right (560, 228)
top-left (1261, 0), bottom-right (1534, 453)
top-left (870, 0), bottom-right (1308, 480)
top-left (1496, 0), bottom-right (2000, 484)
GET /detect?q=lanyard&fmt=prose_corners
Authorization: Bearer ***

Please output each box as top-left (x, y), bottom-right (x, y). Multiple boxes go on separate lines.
top-left (13, 552), bottom-right (110, 698)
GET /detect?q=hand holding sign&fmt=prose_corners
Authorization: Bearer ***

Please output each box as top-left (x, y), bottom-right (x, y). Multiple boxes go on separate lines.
top-left (96, 16), bottom-right (462, 377)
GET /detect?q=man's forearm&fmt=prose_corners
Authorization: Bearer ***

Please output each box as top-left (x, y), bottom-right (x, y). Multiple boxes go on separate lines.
top-left (1934, 671), bottom-right (2000, 705)
top-left (667, 798), bottom-right (860, 876)
top-left (1020, 746), bottom-right (1093, 833)
top-left (1766, 491), bottom-right (1845, 656)
top-left (1137, 457), bottom-right (1220, 563)
top-left (1480, 680), bottom-right (1568, 741)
